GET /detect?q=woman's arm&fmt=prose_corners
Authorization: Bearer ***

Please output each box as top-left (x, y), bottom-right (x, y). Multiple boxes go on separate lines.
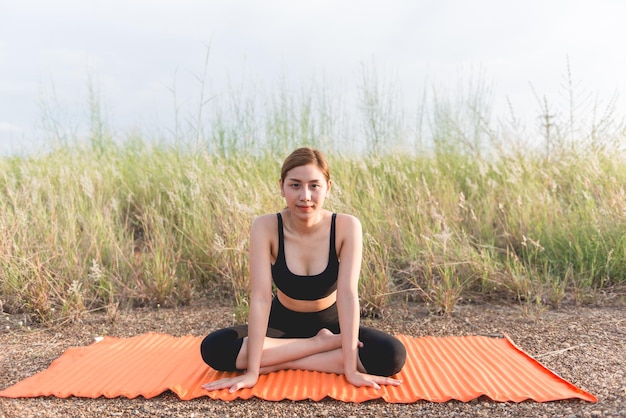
top-left (242, 215), bottom-right (274, 377)
top-left (202, 215), bottom-right (274, 393)
top-left (336, 214), bottom-right (402, 389)
top-left (335, 214), bottom-right (364, 379)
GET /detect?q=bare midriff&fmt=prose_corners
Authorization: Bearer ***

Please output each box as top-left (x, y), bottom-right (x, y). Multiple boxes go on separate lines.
top-left (276, 289), bottom-right (337, 312)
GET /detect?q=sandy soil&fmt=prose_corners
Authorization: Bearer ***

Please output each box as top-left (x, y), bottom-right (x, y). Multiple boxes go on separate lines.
top-left (1, 298), bottom-right (625, 418)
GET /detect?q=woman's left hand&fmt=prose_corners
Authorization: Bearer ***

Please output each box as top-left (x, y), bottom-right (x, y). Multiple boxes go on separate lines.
top-left (345, 371), bottom-right (402, 390)
top-left (202, 370), bottom-right (259, 393)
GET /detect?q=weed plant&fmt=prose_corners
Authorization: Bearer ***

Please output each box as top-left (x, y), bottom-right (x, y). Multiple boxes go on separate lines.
top-left (1, 68), bottom-right (625, 323)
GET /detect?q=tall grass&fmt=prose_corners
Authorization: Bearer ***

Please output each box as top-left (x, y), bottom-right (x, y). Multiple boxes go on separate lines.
top-left (1, 67), bottom-right (625, 322)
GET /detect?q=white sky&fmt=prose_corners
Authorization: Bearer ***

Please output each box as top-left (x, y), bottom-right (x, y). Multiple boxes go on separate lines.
top-left (1, 0), bottom-right (625, 152)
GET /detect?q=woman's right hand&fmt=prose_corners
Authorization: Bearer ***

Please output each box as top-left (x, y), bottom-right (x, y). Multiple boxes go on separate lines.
top-left (202, 370), bottom-right (259, 393)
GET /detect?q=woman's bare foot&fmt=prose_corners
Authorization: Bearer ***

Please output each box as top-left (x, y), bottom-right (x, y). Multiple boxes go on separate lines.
top-left (314, 328), bottom-right (342, 351)
top-left (257, 330), bottom-right (339, 374)
top-left (316, 328), bottom-right (364, 348)
top-left (257, 330), bottom-right (363, 374)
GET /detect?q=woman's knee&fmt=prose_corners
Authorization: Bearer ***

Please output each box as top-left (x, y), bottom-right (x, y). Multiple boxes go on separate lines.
top-left (200, 327), bottom-right (245, 371)
top-left (380, 336), bottom-right (407, 376)
top-left (358, 330), bottom-right (407, 376)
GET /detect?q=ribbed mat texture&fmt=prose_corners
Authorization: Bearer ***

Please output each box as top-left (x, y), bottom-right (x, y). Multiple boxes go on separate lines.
top-left (0, 332), bottom-right (597, 403)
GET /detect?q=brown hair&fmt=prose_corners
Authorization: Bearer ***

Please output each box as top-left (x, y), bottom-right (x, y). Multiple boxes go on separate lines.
top-left (280, 147), bottom-right (331, 183)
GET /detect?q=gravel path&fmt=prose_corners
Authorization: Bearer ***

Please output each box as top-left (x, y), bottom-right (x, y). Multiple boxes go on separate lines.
top-left (1, 299), bottom-right (625, 417)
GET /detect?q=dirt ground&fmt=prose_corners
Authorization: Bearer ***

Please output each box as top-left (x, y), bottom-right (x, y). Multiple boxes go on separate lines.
top-left (1, 297), bottom-right (625, 418)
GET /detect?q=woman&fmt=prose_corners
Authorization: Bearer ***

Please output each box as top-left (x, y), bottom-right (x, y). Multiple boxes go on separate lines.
top-left (201, 147), bottom-right (406, 393)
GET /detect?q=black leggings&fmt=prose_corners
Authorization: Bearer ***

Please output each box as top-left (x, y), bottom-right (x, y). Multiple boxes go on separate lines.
top-left (200, 297), bottom-right (406, 377)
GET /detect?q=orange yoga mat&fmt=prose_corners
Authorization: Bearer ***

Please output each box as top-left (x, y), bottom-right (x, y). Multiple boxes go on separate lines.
top-left (0, 332), bottom-right (597, 403)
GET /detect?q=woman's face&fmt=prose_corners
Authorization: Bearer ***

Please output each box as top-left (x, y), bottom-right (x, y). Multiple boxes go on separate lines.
top-left (280, 164), bottom-right (331, 218)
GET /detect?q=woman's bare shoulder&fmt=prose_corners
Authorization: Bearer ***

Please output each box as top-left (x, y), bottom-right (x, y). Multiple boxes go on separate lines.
top-left (334, 213), bottom-right (362, 234)
top-left (251, 213), bottom-right (279, 234)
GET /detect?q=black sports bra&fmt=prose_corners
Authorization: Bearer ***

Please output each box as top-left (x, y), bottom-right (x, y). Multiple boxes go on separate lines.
top-left (271, 212), bottom-right (339, 301)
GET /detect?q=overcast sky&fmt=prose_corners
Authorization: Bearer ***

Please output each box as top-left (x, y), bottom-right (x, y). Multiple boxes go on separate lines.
top-left (1, 0), bottom-right (625, 153)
